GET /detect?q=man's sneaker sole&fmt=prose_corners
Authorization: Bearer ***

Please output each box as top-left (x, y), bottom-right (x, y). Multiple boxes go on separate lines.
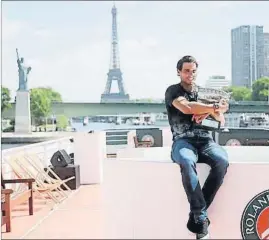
top-left (197, 233), bottom-right (210, 239)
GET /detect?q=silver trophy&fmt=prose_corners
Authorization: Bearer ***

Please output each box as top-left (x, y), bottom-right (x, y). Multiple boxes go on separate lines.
top-left (194, 85), bottom-right (231, 130)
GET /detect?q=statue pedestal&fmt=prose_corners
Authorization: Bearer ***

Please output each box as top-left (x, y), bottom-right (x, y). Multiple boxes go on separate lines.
top-left (15, 90), bottom-right (31, 134)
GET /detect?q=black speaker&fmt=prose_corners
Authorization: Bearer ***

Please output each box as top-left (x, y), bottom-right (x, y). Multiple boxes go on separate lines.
top-left (50, 149), bottom-right (73, 168)
top-left (45, 165), bottom-right (80, 190)
top-left (136, 128), bottom-right (163, 147)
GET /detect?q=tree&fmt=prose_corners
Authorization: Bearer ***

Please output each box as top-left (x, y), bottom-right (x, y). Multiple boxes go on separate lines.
top-left (222, 86), bottom-right (251, 101)
top-left (30, 88), bottom-right (50, 125)
top-left (251, 77), bottom-right (269, 101)
top-left (30, 87), bottom-right (62, 125)
top-left (39, 87), bottom-right (62, 103)
top-left (1, 86), bottom-right (11, 112)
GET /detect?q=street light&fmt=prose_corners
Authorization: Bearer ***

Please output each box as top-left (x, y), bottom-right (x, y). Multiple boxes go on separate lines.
top-left (267, 84), bottom-right (269, 105)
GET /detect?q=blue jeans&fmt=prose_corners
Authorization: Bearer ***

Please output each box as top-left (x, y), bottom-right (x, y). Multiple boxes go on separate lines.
top-left (171, 136), bottom-right (229, 223)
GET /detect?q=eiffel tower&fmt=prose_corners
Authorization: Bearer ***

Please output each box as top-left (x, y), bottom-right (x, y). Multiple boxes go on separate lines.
top-left (100, 3), bottom-right (130, 103)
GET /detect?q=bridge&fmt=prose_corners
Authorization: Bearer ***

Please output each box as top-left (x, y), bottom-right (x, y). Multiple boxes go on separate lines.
top-left (2, 101), bottom-right (269, 118)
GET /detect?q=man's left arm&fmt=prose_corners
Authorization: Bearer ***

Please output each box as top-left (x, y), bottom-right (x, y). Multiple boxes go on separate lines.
top-left (192, 99), bottom-right (229, 126)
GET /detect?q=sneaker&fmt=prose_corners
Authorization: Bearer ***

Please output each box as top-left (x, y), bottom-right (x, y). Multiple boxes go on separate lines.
top-left (196, 218), bottom-right (210, 239)
top-left (187, 213), bottom-right (211, 234)
top-left (187, 213), bottom-right (197, 233)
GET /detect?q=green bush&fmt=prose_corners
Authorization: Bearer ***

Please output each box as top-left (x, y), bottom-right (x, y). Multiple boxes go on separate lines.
top-left (3, 126), bottom-right (14, 132)
top-left (56, 115), bottom-right (69, 130)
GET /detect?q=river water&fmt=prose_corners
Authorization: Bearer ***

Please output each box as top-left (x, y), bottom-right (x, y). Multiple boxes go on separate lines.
top-left (2, 121), bottom-right (169, 150)
top-left (71, 121), bottom-right (169, 132)
top-left (2, 143), bottom-right (33, 150)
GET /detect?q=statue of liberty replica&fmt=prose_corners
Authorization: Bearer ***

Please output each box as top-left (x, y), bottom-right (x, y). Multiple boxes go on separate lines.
top-left (15, 48), bottom-right (32, 133)
top-left (16, 48), bottom-right (32, 90)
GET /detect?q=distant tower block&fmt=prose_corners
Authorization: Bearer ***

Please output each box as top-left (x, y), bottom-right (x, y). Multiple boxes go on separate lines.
top-left (101, 3), bottom-right (129, 103)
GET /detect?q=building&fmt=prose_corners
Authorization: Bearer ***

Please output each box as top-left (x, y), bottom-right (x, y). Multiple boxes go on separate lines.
top-left (205, 75), bottom-right (230, 90)
top-left (231, 25), bottom-right (264, 88)
top-left (264, 33), bottom-right (269, 77)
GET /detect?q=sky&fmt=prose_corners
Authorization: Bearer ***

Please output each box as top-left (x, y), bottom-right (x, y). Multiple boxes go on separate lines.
top-left (2, 1), bottom-right (269, 102)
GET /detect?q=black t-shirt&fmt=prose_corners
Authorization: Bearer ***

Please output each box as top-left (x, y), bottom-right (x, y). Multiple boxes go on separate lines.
top-left (165, 83), bottom-right (211, 141)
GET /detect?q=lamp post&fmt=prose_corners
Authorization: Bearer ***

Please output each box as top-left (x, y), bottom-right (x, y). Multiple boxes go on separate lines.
top-left (265, 83), bottom-right (269, 130)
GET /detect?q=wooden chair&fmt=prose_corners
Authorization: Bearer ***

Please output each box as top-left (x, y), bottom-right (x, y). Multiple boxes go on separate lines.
top-left (133, 136), bottom-right (152, 148)
top-left (1, 188), bottom-right (13, 232)
top-left (1, 173), bottom-right (35, 232)
top-left (6, 153), bottom-right (74, 204)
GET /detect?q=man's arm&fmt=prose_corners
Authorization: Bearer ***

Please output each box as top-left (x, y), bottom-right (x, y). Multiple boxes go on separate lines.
top-left (210, 112), bottom-right (226, 126)
top-left (172, 97), bottom-right (215, 115)
top-left (16, 48), bottom-right (19, 60)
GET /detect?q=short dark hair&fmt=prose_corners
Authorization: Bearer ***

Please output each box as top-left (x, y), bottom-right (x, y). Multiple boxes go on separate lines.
top-left (176, 55), bottom-right (198, 71)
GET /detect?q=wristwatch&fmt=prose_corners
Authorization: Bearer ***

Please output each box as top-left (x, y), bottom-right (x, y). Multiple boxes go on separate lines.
top-left (213, 103), bottom-right (220, 112)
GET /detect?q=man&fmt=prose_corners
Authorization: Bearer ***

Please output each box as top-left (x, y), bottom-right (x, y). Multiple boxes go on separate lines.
top-left (165, 56), bottom-right (229, 239)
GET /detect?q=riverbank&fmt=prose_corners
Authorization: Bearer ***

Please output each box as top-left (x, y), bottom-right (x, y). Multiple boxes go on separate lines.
top-left (1, 132), bottom-right (72, 144)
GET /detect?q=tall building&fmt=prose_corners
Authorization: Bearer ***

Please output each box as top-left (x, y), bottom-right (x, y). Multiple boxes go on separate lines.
top-left (264, 33), bottom-right (269, 77)
top-left (205, 75), bottom-right (230, 90)
top-left (231, 25), bottom-right (264, 88)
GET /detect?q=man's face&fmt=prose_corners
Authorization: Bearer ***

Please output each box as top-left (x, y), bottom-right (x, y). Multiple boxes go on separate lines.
top-left (178, 62), bottom-right (197, 85)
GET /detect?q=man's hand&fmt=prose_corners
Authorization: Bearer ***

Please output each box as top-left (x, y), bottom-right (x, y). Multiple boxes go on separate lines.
top-left (210, 112), bottom-right (226, 127)
top-left (192, 113), bottom-right (210, 124)
top-left (192, 112), bottom-right (226, 127)
top-left (215, 99), bottom-right (229, 113)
